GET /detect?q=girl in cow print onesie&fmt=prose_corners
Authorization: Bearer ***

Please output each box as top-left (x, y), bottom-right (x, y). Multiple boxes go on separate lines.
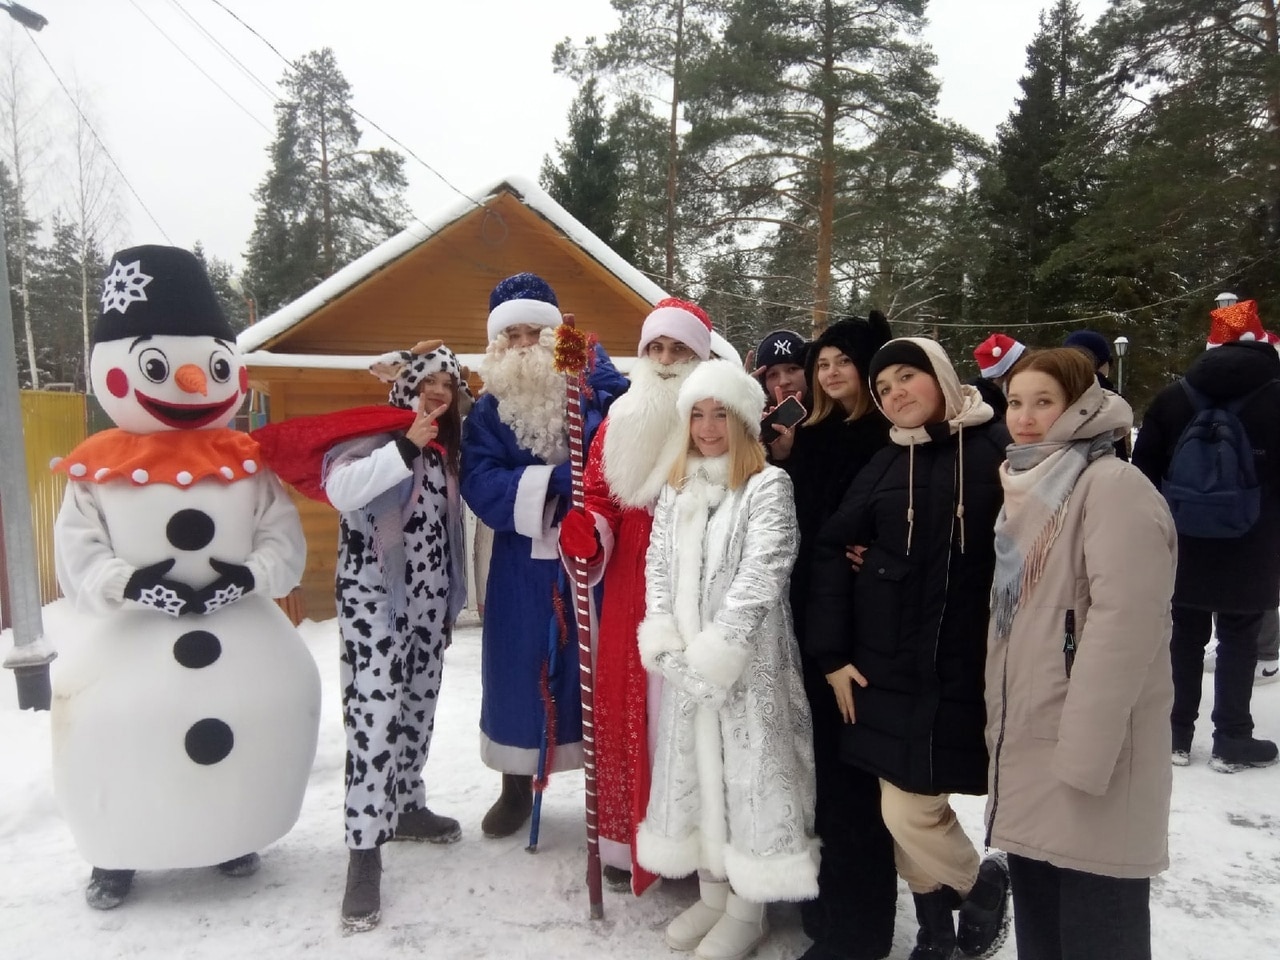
top-left (322, 341), bottom-right (470, 933)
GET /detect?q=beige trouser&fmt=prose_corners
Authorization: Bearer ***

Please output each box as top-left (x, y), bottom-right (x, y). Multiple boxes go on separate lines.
top-left (879, 779), bottom-right (981, 896)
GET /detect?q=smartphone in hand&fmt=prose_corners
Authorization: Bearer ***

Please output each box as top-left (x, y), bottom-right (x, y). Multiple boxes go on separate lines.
top-left (760, 395), bottom-right (807, 439)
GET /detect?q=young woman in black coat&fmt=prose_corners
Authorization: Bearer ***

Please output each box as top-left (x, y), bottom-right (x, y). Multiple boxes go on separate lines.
top-left (807, 337), bottom-right (1011, 960)
top-left (770, 314), bottom-right (895, 960)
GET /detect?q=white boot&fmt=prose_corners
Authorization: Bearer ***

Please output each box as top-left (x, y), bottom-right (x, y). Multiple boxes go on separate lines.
top-left (665, 878), bottom-right (730, 951)
top-left (694, 890), bottom-right (767, 960)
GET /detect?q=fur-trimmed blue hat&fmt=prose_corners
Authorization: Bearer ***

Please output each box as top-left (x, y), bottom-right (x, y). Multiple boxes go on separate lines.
top-left (486, 273), bottom-right (562, 342)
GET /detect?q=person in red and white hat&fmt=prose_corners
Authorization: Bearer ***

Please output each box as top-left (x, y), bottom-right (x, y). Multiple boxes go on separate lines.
top-left (557, 297), bottom-right (726, 895)
top-left (970, 333), bottom-right (1027, 418)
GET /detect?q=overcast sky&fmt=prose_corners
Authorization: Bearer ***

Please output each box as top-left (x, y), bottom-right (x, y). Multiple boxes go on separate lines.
top-left (5, 0), bottom-right (1110, 268)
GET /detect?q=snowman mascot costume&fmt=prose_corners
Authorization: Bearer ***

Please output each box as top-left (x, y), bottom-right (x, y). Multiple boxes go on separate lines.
top-left (50, 245), bottom-right (320, 910)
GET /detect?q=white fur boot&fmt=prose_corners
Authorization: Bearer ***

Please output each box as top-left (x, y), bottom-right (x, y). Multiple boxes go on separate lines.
top-left (694, 890), bottom-right (767, 960)
top-left (665, 878), bottom-right (730, 951)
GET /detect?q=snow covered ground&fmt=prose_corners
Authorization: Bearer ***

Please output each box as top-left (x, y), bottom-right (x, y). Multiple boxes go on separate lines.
top-left (2, 603), bottom-right (1278, 959)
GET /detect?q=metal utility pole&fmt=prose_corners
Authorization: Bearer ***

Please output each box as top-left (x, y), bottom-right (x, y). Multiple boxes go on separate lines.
top-left (0, 189), bottom-right (55, 708)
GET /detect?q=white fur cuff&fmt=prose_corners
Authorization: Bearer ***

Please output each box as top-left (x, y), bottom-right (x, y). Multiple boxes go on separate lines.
top-left (723, 841), bottom-right (820, 903)
top-left (638, 614), bottom-right (684, 671)
top-left (636, 820), bottom-right (701, 880)
top-left (685, 625), bottom-right (749, 690)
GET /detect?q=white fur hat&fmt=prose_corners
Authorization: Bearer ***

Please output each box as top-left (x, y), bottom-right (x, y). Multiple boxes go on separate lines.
top-left (486, 272), bottom-right (563, 343)
top-left (676, 359), bottom-right (767, 438)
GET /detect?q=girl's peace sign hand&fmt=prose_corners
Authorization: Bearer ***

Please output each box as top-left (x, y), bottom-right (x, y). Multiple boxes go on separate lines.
top-left (406, 397), bottom-right (450, 448)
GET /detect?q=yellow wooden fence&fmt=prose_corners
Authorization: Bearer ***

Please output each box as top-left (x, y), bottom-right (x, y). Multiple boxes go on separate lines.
top-left (16, 391), bottom-right (88, 603)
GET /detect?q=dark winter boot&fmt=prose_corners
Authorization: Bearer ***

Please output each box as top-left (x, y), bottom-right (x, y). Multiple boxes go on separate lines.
top-left (602, 864), bottom-right (632, 892)
top-left (908, 889), bottom-right (959, 960)
top-left (340, 847), bottom-right (382, 933)
top-left (216, 852), bottom-right (261, 877)
top-left (85, 868), bottom-right (135, 910)
top-left (394, 806), bottom-right (462, 844)
top-left (956, 854), bottom-right (1010, 957)
top-left (1210, 735), bottom-right (1279, 773)
top-left (480, 774), bottom-right (533, 838)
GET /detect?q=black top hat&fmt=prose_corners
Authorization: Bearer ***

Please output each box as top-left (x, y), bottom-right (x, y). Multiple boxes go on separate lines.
top-left (94, 245), bottom-right (234, 345)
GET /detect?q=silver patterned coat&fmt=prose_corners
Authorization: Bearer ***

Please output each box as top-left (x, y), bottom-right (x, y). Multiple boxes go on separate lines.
top-left (635, 457), bottom-right (819, 903)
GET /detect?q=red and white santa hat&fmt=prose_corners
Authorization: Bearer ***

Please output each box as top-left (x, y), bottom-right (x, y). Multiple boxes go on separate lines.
top-left (1207, 299), bottom-right (1266, 348)
top-left (973, 332), bottom-right (1026, 379)
top-left (637, 297), bottom-right (714, 361)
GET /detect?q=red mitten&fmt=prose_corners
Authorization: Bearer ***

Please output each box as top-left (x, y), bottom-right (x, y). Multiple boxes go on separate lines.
top-left (559, 507), bottom-right (602, 561)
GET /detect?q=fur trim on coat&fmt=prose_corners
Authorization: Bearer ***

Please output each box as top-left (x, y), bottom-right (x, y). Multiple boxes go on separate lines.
top-left (638, 613), bottom-right (684, 670)
top-left (723, 841), bottom-right (821, 903)
top-left (685, 624), bottom-right (749, 690)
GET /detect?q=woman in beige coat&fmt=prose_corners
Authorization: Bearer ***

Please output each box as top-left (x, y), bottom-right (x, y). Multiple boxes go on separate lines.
top-left (985, 348), bottom-right (1176, 960)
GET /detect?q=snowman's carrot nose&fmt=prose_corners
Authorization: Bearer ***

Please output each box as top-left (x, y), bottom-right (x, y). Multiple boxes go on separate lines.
top-left (175, 364), bottom-right (208, 396)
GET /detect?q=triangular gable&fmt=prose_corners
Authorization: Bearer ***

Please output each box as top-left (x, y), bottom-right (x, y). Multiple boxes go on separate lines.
top-left (237, 174), bottom-right (667, 355)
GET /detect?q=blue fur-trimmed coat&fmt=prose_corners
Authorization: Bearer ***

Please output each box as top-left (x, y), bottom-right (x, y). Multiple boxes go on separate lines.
top-left (460, 346), bottom-right (626, 774)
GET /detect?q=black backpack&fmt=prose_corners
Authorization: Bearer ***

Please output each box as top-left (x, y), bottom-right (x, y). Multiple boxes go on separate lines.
top-left (1160, 381), bottom-right (1263, 538)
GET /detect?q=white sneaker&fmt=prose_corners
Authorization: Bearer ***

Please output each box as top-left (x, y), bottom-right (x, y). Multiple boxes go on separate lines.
top-left (695, 891), bottom-right (767, 960)
top-left (1257, 661), bottom-right (1280, 685)
top-left (666, 879), bottom-right (730, 951)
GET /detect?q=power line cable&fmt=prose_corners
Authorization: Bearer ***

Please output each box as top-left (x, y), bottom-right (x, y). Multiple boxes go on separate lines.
top-left (167, 0), bottom-right (279, 102)
top-left (125, 0), bottom-right (271, 133)
top-left (24, 31), bottom-right (173, 244)
top-left (204, 0), bottom-right (481, 209)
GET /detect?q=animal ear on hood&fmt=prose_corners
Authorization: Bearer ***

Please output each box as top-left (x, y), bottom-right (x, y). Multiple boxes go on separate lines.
top-left (410, 339), bottom-right (444, 356)
top-left (368, 349), bottom-right (413, 383)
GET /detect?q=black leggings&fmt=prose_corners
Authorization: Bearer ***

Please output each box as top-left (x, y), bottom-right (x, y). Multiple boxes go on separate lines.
top-left (1008, 854), bottom-right (1151, 960)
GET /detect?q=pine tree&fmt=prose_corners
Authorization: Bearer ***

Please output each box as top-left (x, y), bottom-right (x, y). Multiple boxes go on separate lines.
top-left (682, 0), bottom-right (944, 334)
top-left (554, 1), bottom-right (724, 285)
top-left (1, 160), bottom-right (43, 387)
top-left (540, 78), bottom-right (625, 254)
top-left (244, 48), bottom-right (408, 314)
top-left (976, 0), bottom-right (1097, 332)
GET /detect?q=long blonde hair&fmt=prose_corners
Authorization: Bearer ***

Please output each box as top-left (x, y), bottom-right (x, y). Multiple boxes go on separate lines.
top-left (667, 409), bottom-right (767, 491)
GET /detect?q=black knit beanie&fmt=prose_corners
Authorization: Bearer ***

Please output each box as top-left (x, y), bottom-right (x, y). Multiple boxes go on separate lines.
top-left (867, 338), bottom-right (937, 387)
top-left (805, 310), bottom-right (893, 382)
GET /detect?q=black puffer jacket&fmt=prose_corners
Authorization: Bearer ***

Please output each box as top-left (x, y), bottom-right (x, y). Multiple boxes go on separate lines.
top-left (781, 409), bottom-right (891, 643)
top-left (807, 339), bottom-right (1009, 797)
top-left (1132, 341), bottom-right (1280, 612)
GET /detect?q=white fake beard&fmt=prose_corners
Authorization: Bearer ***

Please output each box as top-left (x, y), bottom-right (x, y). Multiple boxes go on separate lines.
top-left (603, 356), bottom-right (698, 507)
top-left (479, 333), bottom-right (569, 464)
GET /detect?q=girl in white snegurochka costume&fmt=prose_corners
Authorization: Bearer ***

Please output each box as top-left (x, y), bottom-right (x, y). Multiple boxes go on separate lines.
top-left (636, 359), bottom-right (818, 960)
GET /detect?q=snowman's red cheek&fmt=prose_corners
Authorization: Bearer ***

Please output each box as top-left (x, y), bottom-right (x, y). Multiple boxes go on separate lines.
top-left (239, 367), bottom-right (249, 393)
top-left (106, 367), bottom-right (129, 398)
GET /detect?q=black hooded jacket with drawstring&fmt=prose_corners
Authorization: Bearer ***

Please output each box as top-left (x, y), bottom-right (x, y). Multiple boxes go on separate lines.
top-left (806, 339), bottom-right (1010, 796)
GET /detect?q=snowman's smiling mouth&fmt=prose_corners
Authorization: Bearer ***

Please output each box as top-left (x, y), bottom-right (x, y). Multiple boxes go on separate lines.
top-left (135, 390), bottom-right (239, 429)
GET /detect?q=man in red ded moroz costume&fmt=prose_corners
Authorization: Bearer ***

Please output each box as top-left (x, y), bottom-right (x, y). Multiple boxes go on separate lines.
top-left (558, 297), bottom-right (723, 894)
top-left (49, 244), bottom-right (319, 910)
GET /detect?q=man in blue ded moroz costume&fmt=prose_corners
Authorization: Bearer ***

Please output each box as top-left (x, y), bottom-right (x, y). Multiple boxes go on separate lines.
top-left (461, 273), bottom-right (627, 837)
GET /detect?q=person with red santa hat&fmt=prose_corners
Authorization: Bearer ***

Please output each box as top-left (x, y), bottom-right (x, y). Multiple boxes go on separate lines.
top-left (970, 333), bottom-right (1027, 419)
top-left (557, 297), bottom-right (730, 895)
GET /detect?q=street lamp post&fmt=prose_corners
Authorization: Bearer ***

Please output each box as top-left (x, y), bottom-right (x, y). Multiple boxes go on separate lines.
top-left (1215, 292), bottom-right (1239, 310)
top-left (1113, 335), bottom-right (1130, 396)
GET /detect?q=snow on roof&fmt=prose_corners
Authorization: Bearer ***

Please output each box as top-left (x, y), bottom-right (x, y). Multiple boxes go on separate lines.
top-left (236, 174), bottom-right (668, 355)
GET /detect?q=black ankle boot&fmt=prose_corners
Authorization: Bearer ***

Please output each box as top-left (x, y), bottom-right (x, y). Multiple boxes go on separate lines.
top-left (481, 774), bottom-right (533, 838)
top-left (394, 806), bottom-right (462, 844)
top-left (341, 847), bottom-right (382, 933)
top-left (909, 888), bottom-right (959, 960)
top-left (85, 867), bottom-right (135, 910)
top-left (957, 854), bottom-right (1010, 957)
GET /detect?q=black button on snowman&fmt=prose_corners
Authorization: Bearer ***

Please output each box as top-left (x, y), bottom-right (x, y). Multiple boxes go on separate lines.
top-left (50, 245), bottom-right (320, 873)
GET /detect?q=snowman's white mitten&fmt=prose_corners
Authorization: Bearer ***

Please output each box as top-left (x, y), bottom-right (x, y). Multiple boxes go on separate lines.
top-left (123, 559), bottom-right (195, 618)
top-left (193, 558), bottom-right (256, 614)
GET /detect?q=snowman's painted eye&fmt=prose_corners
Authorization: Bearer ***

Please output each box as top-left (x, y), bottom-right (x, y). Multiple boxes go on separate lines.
top-left (209, 352), bottom-right (233, 384)
top-left (138, 348), bottom-right (170, 384)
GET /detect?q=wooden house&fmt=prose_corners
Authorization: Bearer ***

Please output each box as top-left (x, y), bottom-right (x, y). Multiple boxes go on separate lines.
top-left (237, 175), bottom-right (672, 616)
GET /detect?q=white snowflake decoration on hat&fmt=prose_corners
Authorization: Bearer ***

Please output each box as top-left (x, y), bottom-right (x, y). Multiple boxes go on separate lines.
top-left (100, 259), bottom-right (154, 314)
